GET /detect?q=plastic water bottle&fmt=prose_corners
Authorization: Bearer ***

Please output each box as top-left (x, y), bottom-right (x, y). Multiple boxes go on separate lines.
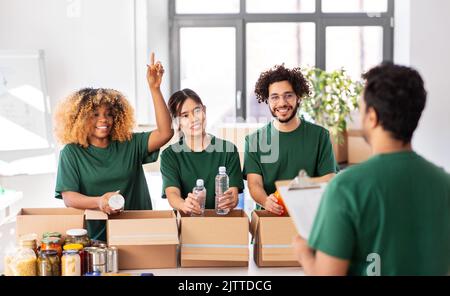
top-left (215, 166), bottom-right (229, 215)
top-left (192, 179), bottom-right (206, 217)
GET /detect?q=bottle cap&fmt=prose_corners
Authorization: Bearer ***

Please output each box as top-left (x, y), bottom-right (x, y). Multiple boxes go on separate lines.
top-left (196, 179), bottom-right (204, 187)
top-left (218, 166), bottom-right (226, 174)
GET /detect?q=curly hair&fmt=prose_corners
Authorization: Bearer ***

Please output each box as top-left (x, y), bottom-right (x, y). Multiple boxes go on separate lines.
top-left (54, 88), bottom-right (135, 148)
top-left (254, 64), bottom-right (311, 103)
top-left (362, 62), bottom-right (427, 144)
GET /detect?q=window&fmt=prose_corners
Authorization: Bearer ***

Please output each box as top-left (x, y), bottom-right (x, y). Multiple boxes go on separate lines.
top-left (170, 0), bottom-right (394, 124)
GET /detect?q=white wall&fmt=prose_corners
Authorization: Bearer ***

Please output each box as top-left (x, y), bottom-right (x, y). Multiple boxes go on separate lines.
top-left (395, 0), bottom-right (450, 171)
top-left (0, 0), bottom-right (137, 116)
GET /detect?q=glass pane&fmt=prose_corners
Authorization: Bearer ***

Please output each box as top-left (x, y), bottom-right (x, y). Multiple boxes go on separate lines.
top-left (176, 0), bottom-right (240, 14)
top-left (180, 27), bottom-right (236, 128)
top-left (246, 0), bottom-right (315, 13)
top-left (326, 26), bottom-right (383, 80)
top-left (246, 23), bottom-right (315, 121)
top-left (322, 0), bottom-right (387, 13)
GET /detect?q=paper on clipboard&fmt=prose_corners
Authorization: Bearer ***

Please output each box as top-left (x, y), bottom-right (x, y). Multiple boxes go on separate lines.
top-left (275, 172), bottom-right (326, 239)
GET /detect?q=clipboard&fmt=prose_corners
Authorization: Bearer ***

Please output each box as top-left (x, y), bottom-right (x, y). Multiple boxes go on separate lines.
top-left (275, 170), bottom-right (327, 239)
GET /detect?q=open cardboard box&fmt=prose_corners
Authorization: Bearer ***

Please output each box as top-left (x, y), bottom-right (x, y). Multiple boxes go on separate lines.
top-left (250, 210), bottom-right (300, 267)
top-left (85, 210), bottom-right (179, 270)
top-left (178, 209), bottom-right (249, 267)
top-left (15, 208), bottom-right (85, 243)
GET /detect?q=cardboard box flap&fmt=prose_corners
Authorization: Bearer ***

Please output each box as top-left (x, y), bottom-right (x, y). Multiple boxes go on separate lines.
top-left (259, 216), bottom-right (297, 245)
top-left (84, 209), bottom-right (108, 220)
top-left (181, 216), bottom-right (249, 245)
top-left (250, 211), bottom-right (260, 238)
top-left (19, 208), bottom-right (84, 215)
top-left (107, 218), bottom-right (179, 246)
top-left (181, 245), bottom-right (248, 262)
top-left (16, 208), bottom-right (85, 242)
top-left (109, 210), bottom-right (175, 219)
top-left (179, 209), bottom-right (247, 218)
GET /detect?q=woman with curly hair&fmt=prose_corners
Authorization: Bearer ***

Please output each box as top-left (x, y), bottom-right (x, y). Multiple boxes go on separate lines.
top-left (54, 53), bottom-right (173, 241)
top-left (243, 64), bottom-right (338, 215)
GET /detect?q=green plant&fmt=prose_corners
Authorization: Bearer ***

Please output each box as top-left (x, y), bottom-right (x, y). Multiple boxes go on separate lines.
top-left (301, 66), bottom-right (363, 144)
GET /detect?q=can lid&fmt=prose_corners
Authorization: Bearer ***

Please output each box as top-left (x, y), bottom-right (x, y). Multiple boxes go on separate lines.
top-left (42, 231), bottom-right (62, 238)
top-left (91, 240), bottom-right (107, 248)
top-left (19, 233), bottom-right (37, 245)
top-left (41, 236), bottom-right (61, 244)
top-left (108, 194), bottom-right (125, 210)
top-left (40, 249), bottom-right (58, 256)
top-left (63, 243), bottom-right (83, 251)
top-left (66, 228), bottom-right (88, 236)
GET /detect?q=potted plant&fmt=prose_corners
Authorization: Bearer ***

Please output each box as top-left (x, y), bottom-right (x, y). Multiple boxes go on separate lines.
top-left (301, 67), bottom-right (363, 163)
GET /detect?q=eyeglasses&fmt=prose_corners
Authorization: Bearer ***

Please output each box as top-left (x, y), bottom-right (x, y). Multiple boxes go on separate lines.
top-left (268, 92), bottom-right (297, 103)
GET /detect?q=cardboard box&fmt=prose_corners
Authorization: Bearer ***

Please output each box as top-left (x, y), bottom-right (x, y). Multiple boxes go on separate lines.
top-left (85, 210), bottom-right (179, 270)
top-left (16, 208), bottom-right (85, 243)
top-left (179, 209), bottom-right (249, 267)
top-left (348, 129), bottom-right (372, 164)
top-left (250, 210), bottom-right (300, 267)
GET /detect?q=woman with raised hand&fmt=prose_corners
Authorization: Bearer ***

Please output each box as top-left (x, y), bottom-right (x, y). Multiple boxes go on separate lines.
top-left (54, 53), bottom-right (173, 241)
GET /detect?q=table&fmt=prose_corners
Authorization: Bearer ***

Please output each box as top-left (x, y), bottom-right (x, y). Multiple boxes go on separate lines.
top-left (122, 249), bottom-right (305, 276)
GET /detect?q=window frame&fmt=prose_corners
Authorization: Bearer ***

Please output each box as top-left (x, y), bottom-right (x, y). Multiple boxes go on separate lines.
top-left (169, 0), bottom-right (394, 121)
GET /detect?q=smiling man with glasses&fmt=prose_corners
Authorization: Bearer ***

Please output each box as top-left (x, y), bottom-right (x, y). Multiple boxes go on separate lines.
top-left (243, 64), bottom-right (339, 215)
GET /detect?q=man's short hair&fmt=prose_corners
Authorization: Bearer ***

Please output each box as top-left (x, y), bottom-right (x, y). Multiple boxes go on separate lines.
top-left (362, 62), bottom-right (427, 143)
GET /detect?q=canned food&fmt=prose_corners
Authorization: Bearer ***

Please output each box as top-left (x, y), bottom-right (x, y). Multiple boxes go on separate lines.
top-left (65, 229), bottom-right (90, 247)
top-left (84, 247), bottom-right (106, 274)
top-left (106, 247), bottom-right (119, 273)
top-left (63, 244), bottom-right (85, 275)
top-left (41, 237), bottom-right (62, 257)
top-left (37, 250), bottom-right (60, 276)
top-left (18, 233), bottom-right (38, 256)
top-left (90, 240), bottom-right (107, 248)
top-left (62, 250), bottom-right (81, 276)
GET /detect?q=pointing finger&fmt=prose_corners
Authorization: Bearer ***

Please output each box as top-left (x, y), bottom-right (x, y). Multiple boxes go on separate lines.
top-left (150, 52), bottom-right (155, 66)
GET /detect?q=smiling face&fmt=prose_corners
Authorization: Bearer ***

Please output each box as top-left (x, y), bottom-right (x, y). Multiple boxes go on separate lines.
top-left (178, 98), bottom-right (206, 138)
top-left (87, 104), bottom-right (114, 144)
top-left (268, 80), bottom-right (300, 123)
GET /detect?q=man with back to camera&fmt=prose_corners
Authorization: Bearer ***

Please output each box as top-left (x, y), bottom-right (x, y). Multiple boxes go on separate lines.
top-left (293, 62), bottom-right (450, 276)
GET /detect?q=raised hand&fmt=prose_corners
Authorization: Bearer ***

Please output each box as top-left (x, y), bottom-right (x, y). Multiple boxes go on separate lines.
top-left (147, 52), bottom-right (164, 89)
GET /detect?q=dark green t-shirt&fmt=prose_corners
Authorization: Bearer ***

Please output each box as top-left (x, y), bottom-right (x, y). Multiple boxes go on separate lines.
top-left (55, 132), bottom-right (159, 241)
top-left (309, 151), bottom-right (450, 276)
top-left (160, 135), bottom-right (244, 209)
top-left (243, 118), bottom-right (338, 197)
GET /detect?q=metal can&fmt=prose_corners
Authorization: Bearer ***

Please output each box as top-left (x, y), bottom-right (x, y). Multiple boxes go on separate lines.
top-left (106, 247), bottom-right (119, 273)
top-left (90, 240), bottom-right (107, 249)
top-left (84, 247), bottom-right (106, 274)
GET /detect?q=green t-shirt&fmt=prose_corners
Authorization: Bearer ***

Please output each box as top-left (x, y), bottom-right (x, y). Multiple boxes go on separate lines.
top-left (160, 135), bottom-right (244, 209)
top-left (309, 151), bottom-right (450, 276)
top-left (243, 118), bottom-right (338, 197)
top-left (55, 132), bottom-right (159, 241)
